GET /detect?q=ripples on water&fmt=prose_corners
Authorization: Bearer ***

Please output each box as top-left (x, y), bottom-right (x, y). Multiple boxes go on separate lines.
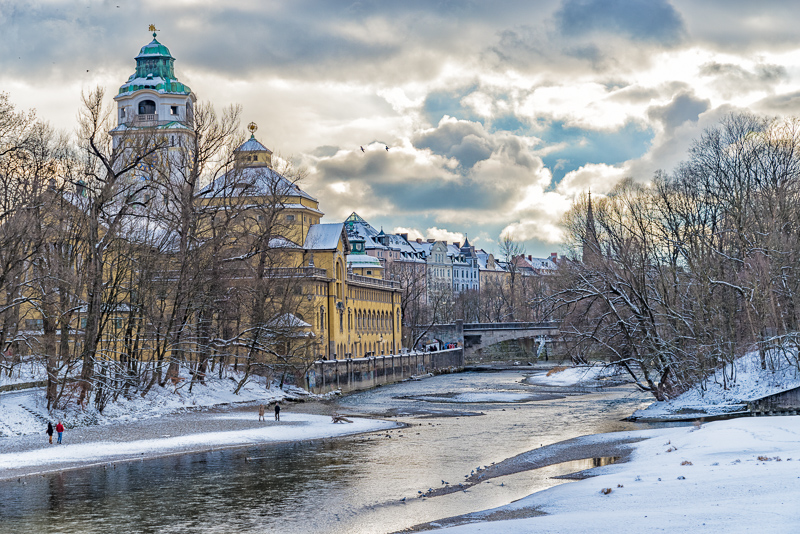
top-left (0, 371), bottom-right (659, 533)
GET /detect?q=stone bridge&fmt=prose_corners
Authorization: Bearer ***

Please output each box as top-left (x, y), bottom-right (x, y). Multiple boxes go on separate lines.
top-left (420, 321), bottom-right (561, 362)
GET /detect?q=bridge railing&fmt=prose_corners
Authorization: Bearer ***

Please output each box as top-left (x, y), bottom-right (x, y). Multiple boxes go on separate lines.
top-left (462, 321), bottom-right (560, 331)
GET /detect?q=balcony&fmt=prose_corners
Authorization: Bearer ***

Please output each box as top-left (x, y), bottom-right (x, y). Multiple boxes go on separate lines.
top-left (346, 273), bottom-right (401, 290)
top-left (132, 113), bottom-right (158, 125)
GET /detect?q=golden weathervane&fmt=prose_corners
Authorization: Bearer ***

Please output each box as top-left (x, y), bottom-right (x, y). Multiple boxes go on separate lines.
top-left (148, 24), bottom-right (159, 34)
top-left (248, 122), bottom-right (258, 135)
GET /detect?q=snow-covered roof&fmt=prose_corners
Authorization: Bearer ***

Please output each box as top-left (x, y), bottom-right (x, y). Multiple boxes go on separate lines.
top-left (268, 313), bottom-right (312, 329)
top-left (346, 254), bottom-right (383, 268)
top-left (202, 165), bottom-right (316, 202)
top-left (304, 223), bottom-right (346, 250)
top-left (269, 236), bottom-right (301, 249)
top-left (236, 136), bottom-right (272, 153)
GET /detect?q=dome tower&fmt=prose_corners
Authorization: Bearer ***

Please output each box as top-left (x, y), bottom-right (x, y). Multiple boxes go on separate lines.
top-left (111, 26), bottom-right (196, 147)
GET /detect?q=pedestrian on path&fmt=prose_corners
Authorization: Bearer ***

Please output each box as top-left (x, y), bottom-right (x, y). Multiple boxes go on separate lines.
top-left (274, 403), bottom-right (281, 421)
top-left (258, 404), bottom-right (265, 422)
top-left (46, 422), bottom-right (54, 444)
top-left (56, 421), bottom-right (64, 444)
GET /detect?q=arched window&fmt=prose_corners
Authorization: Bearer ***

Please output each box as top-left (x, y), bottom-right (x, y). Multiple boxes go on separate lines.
top-left (138, 100), bottom-right (156, 115)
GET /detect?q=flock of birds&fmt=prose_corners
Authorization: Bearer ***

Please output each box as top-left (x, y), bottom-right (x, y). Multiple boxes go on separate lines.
top-left (407, 463), bottom-right (503, 501)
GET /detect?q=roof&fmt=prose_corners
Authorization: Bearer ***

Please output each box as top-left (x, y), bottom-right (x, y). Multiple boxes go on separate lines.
top-left (304, 223), bottom-right (346, 250)
top-left (346, 254), bottom-right (383, 268)
top-left (202, 166), bottom-right (316, 202)
top-left (119, 34), bottom-right (191, 96)
top-left (268, 313), bottom-right (312, 330)
top-left (236, 135), bottom-right (272, 153)
top-left (136, 36), bottom-right (174, 59)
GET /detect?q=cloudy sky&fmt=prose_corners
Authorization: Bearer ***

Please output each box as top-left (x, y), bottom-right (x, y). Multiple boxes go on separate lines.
top-left (3, 0), bottom-right (800, 256)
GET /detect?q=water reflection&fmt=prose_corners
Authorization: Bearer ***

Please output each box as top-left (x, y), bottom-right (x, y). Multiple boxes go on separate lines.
top-left (0, 371), bottom-right (662, 534)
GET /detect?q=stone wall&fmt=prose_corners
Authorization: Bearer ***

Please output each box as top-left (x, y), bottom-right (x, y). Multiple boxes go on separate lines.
top-left (304, 348), bottom-right (464, 394)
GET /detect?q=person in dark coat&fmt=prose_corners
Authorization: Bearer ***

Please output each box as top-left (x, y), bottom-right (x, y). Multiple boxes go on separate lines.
top-left (46, 422), bottom-right (54, 444)
top-left (274, 403), bottom-right (281, 421)
top-left (55, 421), bottom-right (64, 444)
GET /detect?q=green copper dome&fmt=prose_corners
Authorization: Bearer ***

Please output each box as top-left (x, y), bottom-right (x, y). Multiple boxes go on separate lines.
top-left (136, 34), bottom-right (173, 59)
top-left (118, 33), bottom-right (192, 96)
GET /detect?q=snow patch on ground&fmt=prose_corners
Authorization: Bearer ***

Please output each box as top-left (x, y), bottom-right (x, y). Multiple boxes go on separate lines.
top-left (0, 414), bottom-right (397, 475)
top-left (526, 365), bottom-right (618, 387)
top-left (0, 369), bottom-right (302, 438)
top-left (635, 349), bottom-right (800, 420)
top-left (438, 416), bottom-right (800, 533)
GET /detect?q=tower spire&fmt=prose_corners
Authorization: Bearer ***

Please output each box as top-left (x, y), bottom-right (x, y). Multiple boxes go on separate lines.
top-left (583, 191), bottom-right (600, 260)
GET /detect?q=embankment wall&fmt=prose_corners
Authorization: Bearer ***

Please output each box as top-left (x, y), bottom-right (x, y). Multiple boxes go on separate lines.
top-left (305, 348), bottom-right (464, 394)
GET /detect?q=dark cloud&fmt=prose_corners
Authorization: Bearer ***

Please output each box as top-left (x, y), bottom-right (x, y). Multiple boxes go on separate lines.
top-left (647, 91), bottom-right (710, 130)
top-left (311, 146), bottom-right (340, 158)
top-left (753, 91), bottom-right (800, 115)
top-left (554, 0), bottom-right (685, 44)
top-left (699, 62), bottom-right (788, 97)
top-left (412, 118), bottom-right (539, 171)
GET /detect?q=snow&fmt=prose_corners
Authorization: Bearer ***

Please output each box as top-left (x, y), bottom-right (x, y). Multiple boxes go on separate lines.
top-left (437, 416), bottom-right (800, 533)
top-left (635, 349), bottom-right (800, 420)
top-left (0, 368), bottom-right (303, 438)
top-left (0, 413), bottom-right (396, 476)
top-left (525, 364), bottom-right (618, 387)
top-left (0, 361), bottom-right (43, 388)
top-left (304, 223), bottom-right (344, 250)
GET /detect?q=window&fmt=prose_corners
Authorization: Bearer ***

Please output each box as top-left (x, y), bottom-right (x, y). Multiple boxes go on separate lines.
top-left (138, 100), bottom-right (156, 115)
top-left (286, 214), bottom-right (295, 221)
top-left (170, 105), bottom-right (178, 115)
top-left (366, 270), bottom-right (372, 275)
top-left (25, 319), bottom-right (43, 330)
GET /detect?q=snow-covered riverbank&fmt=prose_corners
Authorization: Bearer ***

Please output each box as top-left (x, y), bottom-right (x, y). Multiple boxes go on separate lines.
top-left (411, 360), bottom-right (800, 532)
top-left (0, 366), bottom-right (401, 480)
top-left (0, 409), bottom-right (400, 481)
top-left (432, 415), bottom-right (800, 533)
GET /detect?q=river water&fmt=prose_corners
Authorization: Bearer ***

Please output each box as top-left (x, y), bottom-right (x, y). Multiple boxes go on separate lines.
top-left (0, 370), bottom-right (660, 533)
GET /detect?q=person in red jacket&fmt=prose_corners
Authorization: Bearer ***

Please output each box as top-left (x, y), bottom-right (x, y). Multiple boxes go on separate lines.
top-left (55, 421), bottom-right (64, 444)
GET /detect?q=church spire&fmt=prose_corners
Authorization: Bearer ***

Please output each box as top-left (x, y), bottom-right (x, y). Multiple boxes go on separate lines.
top-left (583, 191), bottom-right (600, 260)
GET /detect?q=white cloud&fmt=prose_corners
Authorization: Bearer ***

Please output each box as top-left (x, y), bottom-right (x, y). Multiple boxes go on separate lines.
top-left (426, 227), bottom-right (464, 243)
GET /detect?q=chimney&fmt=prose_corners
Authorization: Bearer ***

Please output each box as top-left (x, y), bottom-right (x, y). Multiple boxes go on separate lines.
top-left (454, 242), bottom-right (460, 248)
top-left (416, 238), bottom-right (423, 243)
top-left (401, 233), bottom-right (408, 241)
top-left (550, 252), bottom-right (558, 262)
top-left (527, 255), bottom-right (532, 261)
top-left (427, 238), bottom-right (435, 243)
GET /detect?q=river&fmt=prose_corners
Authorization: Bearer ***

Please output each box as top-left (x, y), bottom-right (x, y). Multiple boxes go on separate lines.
top-left (0, 369), bottom-right (661, 533)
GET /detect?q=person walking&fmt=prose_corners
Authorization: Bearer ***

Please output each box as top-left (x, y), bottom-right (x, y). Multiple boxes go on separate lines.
top-left (55, 421), bottom-right (64, 444)
top-left (46, 422), bottom-right (54, 444)
top-left (258, 404), bottom-right (265, 422)
top-left (274, 402), bottom-right (281, 421)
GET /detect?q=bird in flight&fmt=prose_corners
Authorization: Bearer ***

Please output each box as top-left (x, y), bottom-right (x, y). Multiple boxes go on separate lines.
top-left (385, 145), bottom-right (389, 151)
top-left (360, 146), bottom-right (365, 153)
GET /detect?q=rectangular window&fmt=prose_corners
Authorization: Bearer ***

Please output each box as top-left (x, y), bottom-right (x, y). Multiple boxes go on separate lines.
top-left (170, 105), bottom-right (178, 115)
top-left (25, 319), bottom-right (43, 330)
top-left (286, 214), bottom-right (295, 221)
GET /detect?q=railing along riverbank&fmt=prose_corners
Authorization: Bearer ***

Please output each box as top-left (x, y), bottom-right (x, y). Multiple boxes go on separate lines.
top-left (305, 348), bottom-right (464, 394)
